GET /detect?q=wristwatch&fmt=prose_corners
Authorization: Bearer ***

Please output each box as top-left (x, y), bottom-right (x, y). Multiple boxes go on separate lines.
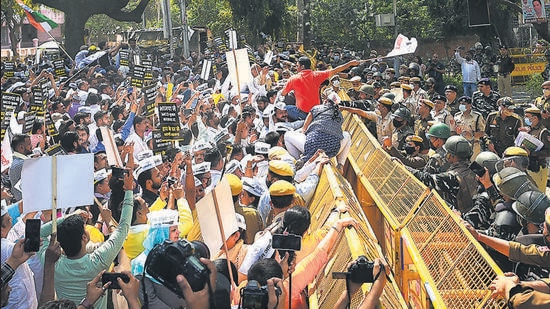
top-left (79, 298), bottom-right (94, 309)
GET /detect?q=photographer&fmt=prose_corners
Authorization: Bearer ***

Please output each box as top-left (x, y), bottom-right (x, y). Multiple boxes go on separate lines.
top-left (425, 53), bottom-right (445, 95)
top-left (334, 258), bottom-right (389, 309)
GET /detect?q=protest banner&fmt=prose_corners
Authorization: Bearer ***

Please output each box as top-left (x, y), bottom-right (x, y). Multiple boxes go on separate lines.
top-left (22, 154), bottom-right (94, 231)
top-left (386, 34), bottom-right (418, 58)
top-left (131, 64), bottom-right (147, 88)
top-left (143, 81), bottom-right (158, 117)
top-left (1, 92), bottom-right (19, 140)
top-left (3, 62), bottom-right (15, 78)
top-left (200, 59), bottom-right (212, 81)
top-left (31, 86), bottom-right (46, 116)
top-left (225, 48), bottom-right (252, 98)
top-left (53, 58), bottom-right (66, 77)
top-left (100, 127), bottom-right (123, 167)
top-left (158, 102), bottom-right (182, 141)
top-left (1, 134), bottom-right (12, 173)
top-left (196, 177), bottom-right (238, 255)
top-left (45, 144), bottom-right (66, 156)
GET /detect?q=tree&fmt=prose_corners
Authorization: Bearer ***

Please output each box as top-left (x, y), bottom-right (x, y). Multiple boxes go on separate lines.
top-left (1, 0), bottom-right (34, 58)
top-left (34, 0), bottom-right (151, 57)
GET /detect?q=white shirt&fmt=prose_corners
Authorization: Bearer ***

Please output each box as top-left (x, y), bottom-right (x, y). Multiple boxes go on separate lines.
top-left (126, 132), bottom-right (150, 161)
top-left (1, 238), bottom-right (38, 309)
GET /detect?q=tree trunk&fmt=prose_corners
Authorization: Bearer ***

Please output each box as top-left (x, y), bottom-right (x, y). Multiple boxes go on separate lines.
top-left (8, 23), bottom-right (20, 59)
top-left (64, 9), bottom-right (92, 57)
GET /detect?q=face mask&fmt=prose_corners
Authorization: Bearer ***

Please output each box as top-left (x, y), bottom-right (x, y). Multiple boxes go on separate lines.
top-left (524, 117), bottom-right (532, 126)
top-left (392, 119), bottom-right (403, 128)
top-left (429, 141), bottom-right (437, 150)
top-left (332, 80), bottom-right (340, 87)
top-left (404, 145), bottom-right (416, 155)
top-left (459, 104), bottom-right (467, 112)
top-left (543, 89), bottom-right (550, 97)
top-left (334, 56), bottom-right (340, 61)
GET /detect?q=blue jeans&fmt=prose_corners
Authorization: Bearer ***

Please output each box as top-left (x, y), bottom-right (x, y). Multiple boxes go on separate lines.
top-left (463, 82), bottom-right (477, 98)
top-left (286, 105), bottom-right (308, 121)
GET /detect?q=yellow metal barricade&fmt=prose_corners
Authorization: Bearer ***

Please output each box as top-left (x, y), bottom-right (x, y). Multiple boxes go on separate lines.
top-left (341, 112), bottom-right (506, 309)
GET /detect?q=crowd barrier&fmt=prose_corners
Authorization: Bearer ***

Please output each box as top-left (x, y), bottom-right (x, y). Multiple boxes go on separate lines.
top-left (340, 112), bottom-right (506, 308)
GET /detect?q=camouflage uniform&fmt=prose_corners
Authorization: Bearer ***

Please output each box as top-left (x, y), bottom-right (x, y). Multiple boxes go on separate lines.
top-left (472, 90), bottom-right (501, 119)
top-left (392, 126), bottom-right (414, 151)
top-left (534, 95), bottom-right (550, 129)
top-left (414, 114), bottom-right (433, 151)
top-left (422, 147), bottom-right (450, 174)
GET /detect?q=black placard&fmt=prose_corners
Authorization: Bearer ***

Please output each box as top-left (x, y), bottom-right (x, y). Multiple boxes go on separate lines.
top-left (0, 92), bottom-right (19, 140)
top-left (44, 112), bottom-right (58, 137)
top-left (119, 51), bottom-right (130, 67)
top-left (131, 64), bottom-right (146, 88)
top-left (143, 82), bottom-right (158, 117)
top-left (31, 86), bottom-right (46, 116)
top-left (152, 130), bottom-right (172, 155)
top-left (141, 59), bottom-right (153, 81)
top-left (53, 58), bottom-right (66, 77)
top-left (157, 102), bottom-right (182, 141)
top-left (45, 143), bottom-right (67, 156)
top-left (3, 62), bottom-right (15, 78)
top-left (22, 112), bottom-right (36, 135)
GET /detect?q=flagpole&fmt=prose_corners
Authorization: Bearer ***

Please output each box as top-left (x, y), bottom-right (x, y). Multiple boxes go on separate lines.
top-left (44, 31), bottom-right (74, 63)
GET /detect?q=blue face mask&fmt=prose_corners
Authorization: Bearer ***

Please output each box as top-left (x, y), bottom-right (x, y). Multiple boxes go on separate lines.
top-left (459, 104), bottom-right (467, 112)
top-left (524, 117), bottom-right (532, 126)
top-left (334, 56), bottom-right (340, 61)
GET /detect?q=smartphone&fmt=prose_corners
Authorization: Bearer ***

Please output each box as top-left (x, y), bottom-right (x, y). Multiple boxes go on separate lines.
top-left (183, 108), bottom-right (193, 117)
top-left (24, 219), bottom-right (41, 252)
top-left (271, 234), bottom-right (302, 251)
top-left (111, 167), bottom-right (128, 180)
top-left (101, 272), bottom-right (130, 289)
top-left (469, 161), bottom-right (486, 177)
top-left (127, 87), bottom-right (133, 94)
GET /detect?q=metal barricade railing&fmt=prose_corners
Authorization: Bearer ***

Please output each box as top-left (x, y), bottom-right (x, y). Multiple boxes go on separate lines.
top-left (341, 112), bottom-right (506, 309)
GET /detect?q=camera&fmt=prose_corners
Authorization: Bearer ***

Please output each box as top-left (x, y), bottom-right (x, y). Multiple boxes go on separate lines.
top-left (240, 280), bottom-right (281, 309)
top-left (145, 239), bottom-right (210, 298)
top-left (111, 167), bottom-right (128, 180)
top-left (166, 176), bottom-right (177, 186)
top-left (332, 255), bottom-right (375, 283)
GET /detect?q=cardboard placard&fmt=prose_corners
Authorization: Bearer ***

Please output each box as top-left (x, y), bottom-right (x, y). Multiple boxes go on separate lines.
top-left (100, 127), bottom-right (123, 167)
top-left (0, 92), bottom-right (19, 140)
top-left (143, 82), bottom-right (158, 117)
top-left (53, 58), bottom-right (66, 77)
top-left (158, 102), bottom-right (181, 141)
top-left (22, 112), bottom-right (36, 135)
top-left (3, 62), bottom-right (15, 78)
top-left (31, 86), bottom-right (46, 116)
top-left (141, 59), bottom-right (153, 81)
top-left (45, 144), bottom-right (66, 156)
top-left (45, 112), bottom-right (59, 137)
top-left (21, 154), bottom-right (94, 212)
top-left (152, 130), bottom-right (172, 155)
top-left (131, 64), bottom-right (146, 88)
top-left (119, 50), bottom-right (130, 67)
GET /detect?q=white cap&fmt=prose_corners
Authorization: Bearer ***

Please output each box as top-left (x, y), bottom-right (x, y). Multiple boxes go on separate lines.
top-left (236, 213), bottom-right (246, 230)
top-left (241, 177), bottom-right (264, 197)
top-left (94, 168), bottom-right (110, 184)
top-left (1, 200), bottom-right (7, 217)
top-left (192, 162), bottom-right (211, 175)
top-left (134, 154), bottom-right (163, 179)
top-left (147, 209), bottom-right (179, 227)
top-left (193, 141), bottom-right (211, 152)
top-left (254, 142), bottom-right (270, 155)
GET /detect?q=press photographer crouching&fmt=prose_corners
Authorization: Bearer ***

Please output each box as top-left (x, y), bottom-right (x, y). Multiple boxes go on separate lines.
top-left (333, 257), bottom-right (390, 309)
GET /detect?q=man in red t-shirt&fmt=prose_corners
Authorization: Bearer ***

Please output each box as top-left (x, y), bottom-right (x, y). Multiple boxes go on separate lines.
top-left (282, 56), bottom-right (360, 121)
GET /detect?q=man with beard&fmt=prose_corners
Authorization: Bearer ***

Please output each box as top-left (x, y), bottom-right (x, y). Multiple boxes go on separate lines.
top-left (137, 166), bottom-right (164, 206)
top-left (126, 115), bottom-right (151, 161)
top-left (75, 124), bottom-right (91, 153)
top-left (455, 47), bottom-right (481, 97)
top-left (9, 134), bottom-right (32, 200)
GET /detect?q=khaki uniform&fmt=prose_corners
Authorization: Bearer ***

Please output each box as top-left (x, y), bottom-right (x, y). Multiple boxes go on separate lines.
top-left (364, 111), bottom-right (394, 144)
top-left (454, 110), bottom-right (485, 159)
top-left (414, 114), bottom-right (433, 151)
top-left (525, 124), bottom-right (550, 191)
top-left (432, 108), bottom-right (456, 132)
top-left (485, 111), bottom-right (523, 156)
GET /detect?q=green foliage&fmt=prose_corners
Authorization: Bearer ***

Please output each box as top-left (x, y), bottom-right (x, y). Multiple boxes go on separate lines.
top-left (525, 73), bottom-right (545, 101)
top-left (443, 74), bottom-right (464, 96)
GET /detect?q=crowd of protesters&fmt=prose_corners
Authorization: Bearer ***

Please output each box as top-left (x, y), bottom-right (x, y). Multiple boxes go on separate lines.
top-left (0, 35), bottom-right (549, 309)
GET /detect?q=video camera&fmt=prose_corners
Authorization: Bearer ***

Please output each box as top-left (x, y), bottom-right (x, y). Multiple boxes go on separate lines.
top-left (239, 280), bottom-right (281, 309)
top-left (145, 239), bottom-right (210, 298)
top-left (339, 100), bottom-right (375, 112)
top-left (332, 255), bottom-right (377, 283)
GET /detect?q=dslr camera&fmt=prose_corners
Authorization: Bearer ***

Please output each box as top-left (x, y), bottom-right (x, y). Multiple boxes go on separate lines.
top-left (332, 255), bottom-right (376, 283)
top-left (240, 280), bottom-right (281, 309)
top-left (145, 239), bottom-right (210, 298)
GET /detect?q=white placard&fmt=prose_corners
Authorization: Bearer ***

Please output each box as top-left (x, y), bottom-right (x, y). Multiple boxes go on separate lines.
top-left (195, 177), bottom-right (238, 255)
top-left (200, 59), bottom-right (212, 81)
top-left (226, 48), bottom-right (253, 97)
top-left (101, 127), bottom-right (123, 167)
top-left (386, 34), bottom-right (418, 57)
top-left (21, 154), bottom-right (94, 212)
top-left (263, 50), bottom-right (273, 65)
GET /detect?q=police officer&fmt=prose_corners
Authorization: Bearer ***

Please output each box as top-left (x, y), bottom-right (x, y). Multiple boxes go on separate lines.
top-left (542, 49), bottom-right (550, 81)
top-left (340, 96), bottom-right (394, 144)
top-left (399, 83), bottom-right (416, 117)
top-left (522, 107), bottom-right (549, 191)
top-left (496, 45), bottom-right (515, 97)
top-left (431, 94), bottom-right (455, 132)
top-left (444, 85), bottom-right (460, 116)
top-left (423, 123), bottom-right (451, 174)
top-left (454, 96), bottom-right (485, 159)
top-left (386, 134), bottom-right (428, 169)
top-left (472, 78), bottom-right (501, 119)
top-left (388, 107), bottom-right (413, 151)
top-left (534, 80), bottom-right (550, 129)
top-left (485, 97), bottom-right (523, 156)
top-left (414, 99), bottom-right (434, 151)
top-left (408, 135), bottom-right (478, 212)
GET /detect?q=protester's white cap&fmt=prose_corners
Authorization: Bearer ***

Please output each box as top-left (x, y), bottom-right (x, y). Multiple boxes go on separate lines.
top-left (1, 200), bottom-right (7, 217)
top-left (274, 102), bottom-right (286, 111)
top-left (274, 122), bottom-right (292, 133)
top-left (17, 111), bottom-right (26, 121)
top-left (78, 106), bottom-right (92, 114)
top-left (236, 213), bottom-right (246, 230)
top-left (350, 76), bottom-right (362, 82)
top-left (214, 128), bottom-right (229, 143)
top-left (254, 142), bottom-right (270, 155)
top-left (134, 154), bottom-right (163, 179)
top-left (225, 159), bottom-right (240, 174)
top-left (136, 150), bottom-right (154, 161)
top-left (94, 168), bottom-right (110, 184)
top-left (241, 177), bottom-right (264, 197)
top-left (240, 154), bottom-right (254, 172)
top-left (192, 162), bottom-right (211, 175)
top-left (51, 113), bottom-right (64, 123)
top-left (147, 209), bottom-right (179, 227)
top-left (193, 141), bottom-right (211, 152)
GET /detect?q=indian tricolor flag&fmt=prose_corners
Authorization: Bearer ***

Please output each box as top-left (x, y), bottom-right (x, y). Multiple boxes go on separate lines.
top-left (18, 2), bottom-right (58, 32)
